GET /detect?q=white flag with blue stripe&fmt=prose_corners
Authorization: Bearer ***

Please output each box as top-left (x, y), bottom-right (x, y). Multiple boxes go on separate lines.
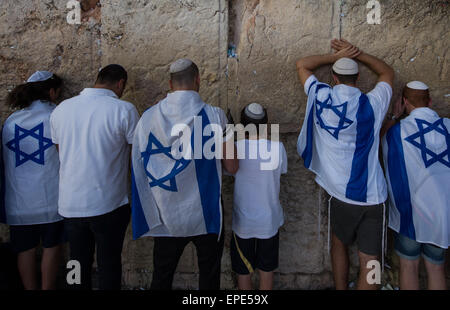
top-left (2, 100), bottom-right (61, 225)
top-left (131, 91), bottom-right (226, 239)
top-left (0, 133), bottom-right (5, 224)
top-left (382, 107), bottom-right (450, 248)
top-left (297, 76), bottom-right (388, 205)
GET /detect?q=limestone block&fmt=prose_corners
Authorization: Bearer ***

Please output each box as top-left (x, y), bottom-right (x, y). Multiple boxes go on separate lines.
top-left (0, 0), bottom-right (102, 117)
top-left (228, 0), bottom-right (341, 132)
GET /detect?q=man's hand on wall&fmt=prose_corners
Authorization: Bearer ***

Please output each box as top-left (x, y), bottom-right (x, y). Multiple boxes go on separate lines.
top-left (333, 45), bottom-right (362, 60)
top-left (331, 39), bottom-right (361, 56)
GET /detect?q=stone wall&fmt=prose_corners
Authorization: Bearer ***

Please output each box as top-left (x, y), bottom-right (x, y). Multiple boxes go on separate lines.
top-left (0, 0), bottom-right (448, 289)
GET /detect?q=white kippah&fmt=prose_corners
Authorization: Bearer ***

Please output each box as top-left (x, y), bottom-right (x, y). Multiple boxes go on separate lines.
top-left (27, 71), bottom-right (53, 83)
top-left (245, 103), bottom-right (265, 120)
top-left (407, 81), bottom-right (429, 90)
top-left (170, 59), bottom-right (193, 74)
top-left (332, 58), bottom-right (359, 75)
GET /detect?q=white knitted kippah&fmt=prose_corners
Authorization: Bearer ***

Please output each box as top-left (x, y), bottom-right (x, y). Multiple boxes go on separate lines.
top-left (170, 59), bottom-right (193, 73)
top-left (27, 71), bottom-right (53, 83)
top-left (406, 81), bottom-right (429, 90)
top-left (332, 58), bottom-right (359, 75)
top-left (244, 103), bottom-right (265, 120)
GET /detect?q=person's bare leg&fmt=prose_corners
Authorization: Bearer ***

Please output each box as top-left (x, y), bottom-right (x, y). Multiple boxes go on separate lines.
top-left (331, 233), bottom-right (349, 290)
top-left (17, 247), bottom-right (38, 290)
top-left (258, 270), bottom-right (274, 290)
top-left (237, 274), bottom-right (253, 290)
top-left (424, 259), bottom-right (447, 290)
top-left (41, 244), bottom-right (62, 290)
top-left (398, 257), bottom-right (420, 290)
top-left (357, 251), bottom-right (379, 290)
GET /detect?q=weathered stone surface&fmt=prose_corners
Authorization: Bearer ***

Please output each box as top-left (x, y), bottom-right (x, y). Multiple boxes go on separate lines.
top-left (100, 0), bottom-right (229, 114)
top-left (0, 0), bottom-right (449, 290)
top-left (0, 0), bottom-right (102, 116)
top-left (227, 0), bottom-right (341, 133)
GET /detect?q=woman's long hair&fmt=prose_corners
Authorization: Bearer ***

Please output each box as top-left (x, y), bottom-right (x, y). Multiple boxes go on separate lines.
top-left (6, 74), bottom-right (63, 110)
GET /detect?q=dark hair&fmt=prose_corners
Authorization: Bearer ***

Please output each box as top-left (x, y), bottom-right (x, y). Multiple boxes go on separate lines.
top-left (240, 106), bottom-right (268, 135)
top-left (6, 74), bottom-right (63, 110)
top-left (403, 87), bottom-right (430, 108)
top-left (170, 63), bottom-right (200, 87)
top-left (332, 70), bottom-right (359, 85)
top-left (96, 64), bottom-right (128, 85)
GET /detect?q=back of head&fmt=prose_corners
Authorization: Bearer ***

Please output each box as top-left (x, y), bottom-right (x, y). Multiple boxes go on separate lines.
top-left (6, 71), bottom-right (63, 110)
top-left (403, 81), bottom-right (430, 108)
top-left (240, 103), bottom-right (268, 136)
top-left (95, 64), bottom-right (128, 86)
top-left (332, 57), bottom-right (359, 85)
top-left (169, 59), bottom-right (199, 90)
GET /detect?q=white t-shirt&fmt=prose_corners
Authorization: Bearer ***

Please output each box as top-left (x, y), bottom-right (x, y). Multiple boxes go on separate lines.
top-left (232, 139), bottom-right (288, 239)
top-left (50, 88), bottom-right (140, 218)
top-left (302, 75), bottom-right (392, 206)
top-left (2, 100), bottom-right (62, 225)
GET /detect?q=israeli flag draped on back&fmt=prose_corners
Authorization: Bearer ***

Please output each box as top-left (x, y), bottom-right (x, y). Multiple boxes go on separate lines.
top-left (297, 75), bottom-right (390, 205)
top-left (131, 91), bottom-right (227, 239)
top-left (1, 100), bottom-right (61, 225)
top-left (382, 108), bottom-right (450, 248)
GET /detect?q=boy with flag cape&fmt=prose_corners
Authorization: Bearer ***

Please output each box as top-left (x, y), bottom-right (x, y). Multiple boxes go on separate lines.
top-left (2, 71), bottom-right (64, 290)
top-left (382, 81), bottom-right (449, 290)
top-left (131, 59), bottom-right (238, 289)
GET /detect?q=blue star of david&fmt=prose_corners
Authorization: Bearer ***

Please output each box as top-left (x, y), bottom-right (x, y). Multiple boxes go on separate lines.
top-left (142, 133), bottom-right (191, 192)
top-left (6, 123), bottom-right (54, 167)
top-left (404, 118), bottom-right (450, 168)
top-left (315, 94), bottom-right (354, 140)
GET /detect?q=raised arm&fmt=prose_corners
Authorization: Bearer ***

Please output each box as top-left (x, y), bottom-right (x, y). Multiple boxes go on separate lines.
top-left (331, 39), bottom-right (394, 87)
top-left (296, 46), bottom-right (361, 86)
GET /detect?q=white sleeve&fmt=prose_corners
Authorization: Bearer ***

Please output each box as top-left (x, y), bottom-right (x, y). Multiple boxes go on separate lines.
top-left (280, 142), bottom-right (288, 174)
top-left (367, 82), bottom-right (393, 121)
top-left (217, 107), bottom-right (228, 129)
top-left (49, 111), bottom-right (59, 144)
top-left (304, 75), bottom-right (319, 96)
top-left (123, 106), bottom-right (140, 144)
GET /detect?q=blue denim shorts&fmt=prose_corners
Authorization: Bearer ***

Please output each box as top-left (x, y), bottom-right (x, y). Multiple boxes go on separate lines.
top-left (394, 233), bottom-right (447, 265)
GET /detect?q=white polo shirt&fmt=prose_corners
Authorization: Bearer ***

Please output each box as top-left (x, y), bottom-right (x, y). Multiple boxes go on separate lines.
top-left (50, 88), bottom-right (140, 218)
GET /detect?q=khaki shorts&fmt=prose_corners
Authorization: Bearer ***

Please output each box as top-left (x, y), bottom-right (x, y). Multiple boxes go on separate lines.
top-left (330, 196), bottom-right (386, 256)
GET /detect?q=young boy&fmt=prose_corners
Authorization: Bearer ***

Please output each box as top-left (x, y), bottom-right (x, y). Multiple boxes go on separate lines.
top-left (230, 103), bottom-right (288, 290)
top-left (3, 71), bottom-right (64, 290)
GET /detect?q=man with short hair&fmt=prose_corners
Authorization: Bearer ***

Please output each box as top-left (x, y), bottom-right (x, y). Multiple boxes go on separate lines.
top-left (50, 64), bottom-right (140, 290)
top-left (296, 39), bottom-right (395, 290)
top-left (382, 81), bottom-right (449, 290)
top-left (131, 59), bottom-right (238, 290)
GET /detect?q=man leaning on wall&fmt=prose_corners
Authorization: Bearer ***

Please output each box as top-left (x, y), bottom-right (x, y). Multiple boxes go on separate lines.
top-left (296, 39), bottom-right (395, 290)
top-left (131, 59), bottom-right (239, 290)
